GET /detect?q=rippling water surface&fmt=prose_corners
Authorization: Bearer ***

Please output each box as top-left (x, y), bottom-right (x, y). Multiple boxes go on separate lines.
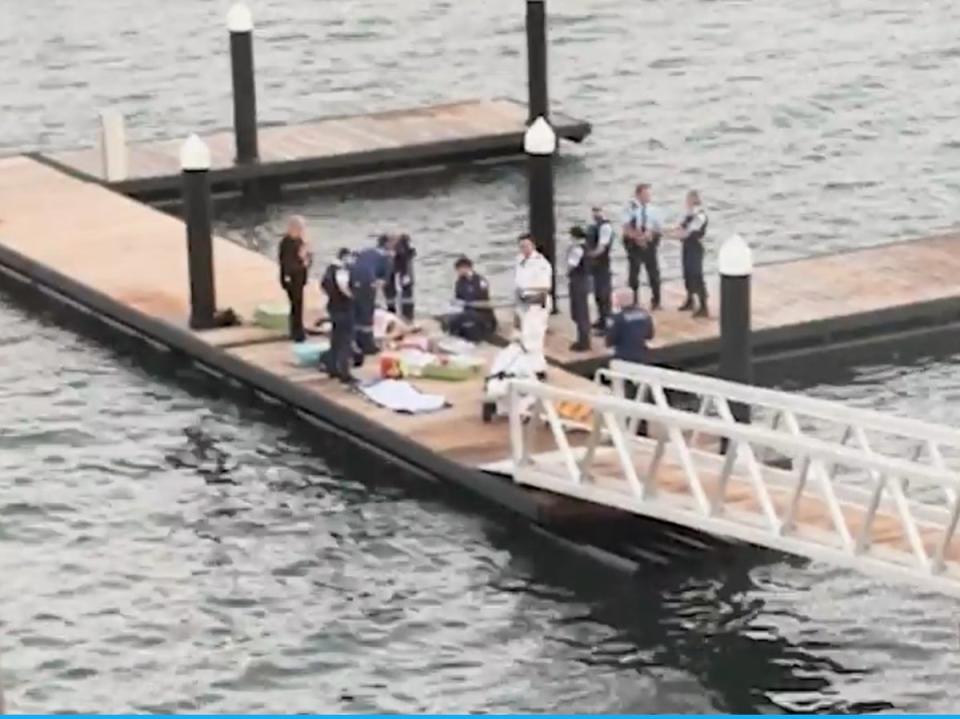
top-left (3, 0), bottom-right (960, 712)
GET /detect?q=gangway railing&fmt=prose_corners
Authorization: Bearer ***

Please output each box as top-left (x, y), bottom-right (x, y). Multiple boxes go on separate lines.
top-left (602, 360), bottom-right (960, 473)
top-left (504, 369), bottom-right (960, 597)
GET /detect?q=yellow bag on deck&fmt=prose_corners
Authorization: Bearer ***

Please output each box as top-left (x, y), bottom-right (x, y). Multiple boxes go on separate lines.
top-left (556, 400), bottom-right (593, 424)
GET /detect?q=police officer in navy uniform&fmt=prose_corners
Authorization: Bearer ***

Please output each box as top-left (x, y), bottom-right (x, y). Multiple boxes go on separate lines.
top-left (445, 256), bottom-right (497, 341)
top-left (606, 287), bottom-right (655, 364)
top-left (350, 235), bottom-right (396, 355)
top-left (320, 248), bottom-right (356, 383)
top-left (384, 233), bottom-right (416, 321)
top-left (622, 183), bottom-right (664, 310)
top-left (606, 287), bottom-right (656, 434)
top-left (566, 226), bottom-right (592, 351)
top-left (585, 205), bottom-right (614, 332)
top-left (670, 189), bottom-right (710, 318)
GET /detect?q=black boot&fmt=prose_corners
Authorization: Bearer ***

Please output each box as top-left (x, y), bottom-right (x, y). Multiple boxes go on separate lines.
top-left (569, 340), bottom-right (591, 352)
top-left (678, 295), bottom-right (694, 311)
top-left (693, 297), bottom-right (709, 318)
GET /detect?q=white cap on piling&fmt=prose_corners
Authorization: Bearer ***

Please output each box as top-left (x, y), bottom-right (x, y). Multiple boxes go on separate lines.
top-left (227, 2), bottom-right (254, 32)
top-left (524, 116), bottom-right (557, 156)
top-left (718, 233), bottom-right (753, 276)
top-left (180, 133), bottom-right (211, 171)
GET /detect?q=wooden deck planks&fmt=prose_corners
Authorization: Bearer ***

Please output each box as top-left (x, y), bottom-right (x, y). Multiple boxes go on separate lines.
top-left (38, 99), bottom-right (588, 188)
top-left (0, 156), bottom-right (325, 325)
top-left (540, 231), bottom-right (960, 368)
top-left (4, 154), bottom-right (960, 567)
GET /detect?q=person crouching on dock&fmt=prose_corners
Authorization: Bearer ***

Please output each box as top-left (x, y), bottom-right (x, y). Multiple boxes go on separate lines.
top-left (278, 215), bottom-right (311, 343)
top-left (444, 256), bottom-right (497, 342)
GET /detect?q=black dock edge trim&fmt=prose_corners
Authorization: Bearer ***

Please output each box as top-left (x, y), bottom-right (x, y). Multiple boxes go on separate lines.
top-left (0, 242), bottom-right (545, 524)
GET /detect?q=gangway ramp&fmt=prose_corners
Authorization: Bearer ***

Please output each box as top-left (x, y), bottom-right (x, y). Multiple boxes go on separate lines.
top-left (483, 362), bottom-right (960, 597)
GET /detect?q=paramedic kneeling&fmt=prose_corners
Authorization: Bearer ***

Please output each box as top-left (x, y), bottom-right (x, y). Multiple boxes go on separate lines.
top-left (447, 256), bottom-right (497, 341)
top-left (514, 234), bottom-right (553, 380)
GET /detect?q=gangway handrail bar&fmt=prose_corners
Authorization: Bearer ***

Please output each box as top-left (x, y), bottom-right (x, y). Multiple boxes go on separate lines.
top-left (505, 378), bottom-right (960, 594)
top-left (507, 380), bottom-right (960, 491)
top-left (601, 361), bottom-right (960, 450)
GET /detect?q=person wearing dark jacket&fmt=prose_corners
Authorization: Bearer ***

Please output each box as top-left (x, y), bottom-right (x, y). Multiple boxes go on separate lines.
top-left (566, 226), bottom-right (592, 351)
top-left (350, 235), bottom-right (396, 355)
top-left (320, 248), bottom-right (357, 383)
top-left (384, 233), bottom-right (416, 321)
top-left (585, 206), bottom-right (614, 331)
top-left (445, 256), bottom-right (497, 341)
top-left (606, 287), bottom-right (656, 435)
top-left (277, 216), bottom-right (311, 342)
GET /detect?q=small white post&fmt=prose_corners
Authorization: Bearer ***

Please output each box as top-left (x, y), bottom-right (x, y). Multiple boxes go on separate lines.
top-left (98, 109), bottom-right (128, 182)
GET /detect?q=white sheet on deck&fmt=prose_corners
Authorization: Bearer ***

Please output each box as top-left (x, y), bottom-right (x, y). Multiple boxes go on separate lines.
top-left (360, 379), bottom-right (447, 414)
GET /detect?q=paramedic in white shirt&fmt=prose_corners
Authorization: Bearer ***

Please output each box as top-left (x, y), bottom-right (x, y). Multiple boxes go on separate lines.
top-left (514, 233), bottom-right (553, 379)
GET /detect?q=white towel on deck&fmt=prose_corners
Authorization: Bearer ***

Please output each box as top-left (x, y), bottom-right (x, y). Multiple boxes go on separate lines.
top-left (360, 379), bottom-right (447, 414)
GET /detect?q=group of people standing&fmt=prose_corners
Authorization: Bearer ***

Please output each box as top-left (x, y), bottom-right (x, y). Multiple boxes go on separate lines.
top-left (274, 183), bottom-right (709, 383)
top-left (564, 183), bottom-right (710, 352)
top-left (278, 217), bottom-right (417, 384)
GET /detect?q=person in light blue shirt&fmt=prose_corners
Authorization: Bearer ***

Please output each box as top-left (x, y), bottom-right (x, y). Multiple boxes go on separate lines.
top-left (622, 183), bottom-right (664, 309)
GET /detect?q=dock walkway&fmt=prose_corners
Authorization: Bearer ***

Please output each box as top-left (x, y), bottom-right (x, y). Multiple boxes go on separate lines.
top-left (4, 155), bottom-right (960, 595)
top-left (485, 362), bottom-right (960, 597)
top-left (0, 155), bottom-right (606, 525)
top-left (35, 99), bottom-right (591, 200)
top-left (540, 230), bottom-right (960, 373)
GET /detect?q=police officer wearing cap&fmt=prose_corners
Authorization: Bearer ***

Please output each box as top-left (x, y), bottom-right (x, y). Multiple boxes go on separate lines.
top-left (350, 234), bottom-right (396, 355)
top-left (566, 227), bottom-right (592, 352)
top-left (669, 190), bottom-right (710, 318)
top-left (514, 233), bottom-right (553, 378)
top-left (585, 205), bottom-right (614, 331)
top-left (320, 248), bottom-right (356, 383)
top-left (384, 233), bottom-right (416, 321)
top-left (445, 256), bottom-right (497, 341)
top-left (622, 183), bottom-right (664, 310)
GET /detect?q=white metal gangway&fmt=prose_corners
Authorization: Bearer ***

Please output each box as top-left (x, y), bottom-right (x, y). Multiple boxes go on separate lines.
top-left (490, 361), bottom-right (960, 597)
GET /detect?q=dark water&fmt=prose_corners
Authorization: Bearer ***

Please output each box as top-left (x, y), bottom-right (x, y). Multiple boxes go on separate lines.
top-left (3, 0), bottom-right (960, 712)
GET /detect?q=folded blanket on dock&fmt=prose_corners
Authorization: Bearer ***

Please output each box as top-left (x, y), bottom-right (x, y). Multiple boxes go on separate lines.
top-left (359, 379), bottom-right (448, 414)
top-left (254, 303), bottom-right (289, 331)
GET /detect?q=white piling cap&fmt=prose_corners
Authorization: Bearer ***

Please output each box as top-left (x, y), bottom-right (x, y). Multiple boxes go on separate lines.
top-left (524, 116), bottom-right (557, 156)
top-left (227, 2), bottom-right (254, 32)
top-left (718, 233), bottom-right (753, 276)
top-left (180, 134), bottom-right (211, 171)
